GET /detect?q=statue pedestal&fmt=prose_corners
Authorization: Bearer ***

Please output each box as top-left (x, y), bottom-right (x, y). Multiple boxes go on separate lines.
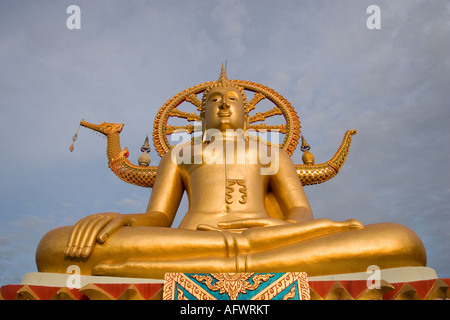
top-left (1, 267), bottom-right (448, 300)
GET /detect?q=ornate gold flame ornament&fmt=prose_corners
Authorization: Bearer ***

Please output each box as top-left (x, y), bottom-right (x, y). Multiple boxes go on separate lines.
top-left (77, 66), bottom-right (357, 188)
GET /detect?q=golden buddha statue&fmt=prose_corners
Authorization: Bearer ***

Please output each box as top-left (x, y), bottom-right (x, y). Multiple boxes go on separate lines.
top-left (35, 67), bottom-right (426, 279)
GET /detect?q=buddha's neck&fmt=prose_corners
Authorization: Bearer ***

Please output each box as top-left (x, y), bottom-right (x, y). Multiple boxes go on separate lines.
top-left (204, 128), bottom-right (246, 143)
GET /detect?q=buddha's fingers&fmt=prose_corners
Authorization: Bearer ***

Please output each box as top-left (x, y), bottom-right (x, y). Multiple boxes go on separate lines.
top-left (77, 215), bottom-right (112, 258)
top-left (65, 217), bottom-right (93, 257)
top-left (72, 215), bottom-right (110, 258)
top-left (65, 215), bottom-right (113, 258)
top-left (65, 222), bottom-right (82, 256)
top-left (315, 218), bottom-right (363, 232)
top-left (97, 216), bottom-right (135, 244)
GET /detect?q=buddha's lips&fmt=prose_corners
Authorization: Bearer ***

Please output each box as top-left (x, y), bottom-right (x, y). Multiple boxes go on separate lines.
top-left (217, 110), bottom-right (232, 117)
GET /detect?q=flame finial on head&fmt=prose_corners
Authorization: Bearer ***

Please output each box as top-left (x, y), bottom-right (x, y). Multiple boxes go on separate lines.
top-left (217, 63), bottom-right (230, 84)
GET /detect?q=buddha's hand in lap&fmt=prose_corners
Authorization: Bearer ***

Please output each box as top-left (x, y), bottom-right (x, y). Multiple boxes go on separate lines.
top-left (196, 217), bottom-right (291, 232)
top-left (64, 212), bottom-right (135, 258)
top-left (197, 218), bottom-right (363, 236)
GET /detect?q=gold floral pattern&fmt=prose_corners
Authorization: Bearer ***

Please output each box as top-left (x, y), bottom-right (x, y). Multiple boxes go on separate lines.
top-left (191, 273), bottom-right (273, 300)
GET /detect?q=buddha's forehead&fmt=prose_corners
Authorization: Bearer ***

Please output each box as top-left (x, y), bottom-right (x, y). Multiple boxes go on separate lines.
top-left (206, 86), bottom-right (243, 99)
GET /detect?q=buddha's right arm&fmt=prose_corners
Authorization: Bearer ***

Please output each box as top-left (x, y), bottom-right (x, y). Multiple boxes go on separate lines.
top-left (101, 149), bottom-right (184, 232)
top-left (64, 151), bottom-right (184, 259)
top-left (144, 150), bottom-right (184, 224)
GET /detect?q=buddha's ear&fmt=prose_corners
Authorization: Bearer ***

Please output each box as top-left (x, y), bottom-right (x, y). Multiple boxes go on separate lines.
top-left (201, 113), bottom-right (207, 143)
top-left (243, 111), bottom-right (249, 140)
top-left (244, 113), bottom-right (249, 131)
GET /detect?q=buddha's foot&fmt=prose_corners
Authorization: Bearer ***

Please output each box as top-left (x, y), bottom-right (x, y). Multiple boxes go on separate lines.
top-left (92, 258), bottom-right (236, 279)
top-left (344, 219), bottom-right (364, 230)
top-left (92, 260), bottom-right (152, 278)
top-left (92, 261), bottom-right (122, 277)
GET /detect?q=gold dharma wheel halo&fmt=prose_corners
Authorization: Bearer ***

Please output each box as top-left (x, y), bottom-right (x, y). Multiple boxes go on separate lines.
top-left (152, 80), bottom-right (301, 157)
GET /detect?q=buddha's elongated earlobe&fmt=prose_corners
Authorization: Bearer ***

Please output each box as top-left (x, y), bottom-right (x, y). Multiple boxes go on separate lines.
top-left (201, 118), bottom-right (207, 143)
top-left (243, 113), bottom-right (249, 141)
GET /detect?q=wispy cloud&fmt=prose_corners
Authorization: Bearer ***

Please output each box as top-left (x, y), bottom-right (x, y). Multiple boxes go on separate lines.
top-left (116, 195), bottom-right (147, 210)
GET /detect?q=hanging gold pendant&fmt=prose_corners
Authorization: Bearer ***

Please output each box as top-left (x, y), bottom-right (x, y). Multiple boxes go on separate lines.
top-left (70, 123), bottom-right (81, 152)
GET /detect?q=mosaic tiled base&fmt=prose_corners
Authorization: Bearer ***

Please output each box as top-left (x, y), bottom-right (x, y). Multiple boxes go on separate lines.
top-left (162, 272), bottom-right (310, 300)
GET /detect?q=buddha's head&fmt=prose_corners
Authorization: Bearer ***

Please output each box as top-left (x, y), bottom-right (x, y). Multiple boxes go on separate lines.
top-left (201, 66), bottom-right (248, 134)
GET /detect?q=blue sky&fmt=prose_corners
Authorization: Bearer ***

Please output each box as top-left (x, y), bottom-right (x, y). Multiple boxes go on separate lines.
top-left (0, 0), bottom-right (449, 286)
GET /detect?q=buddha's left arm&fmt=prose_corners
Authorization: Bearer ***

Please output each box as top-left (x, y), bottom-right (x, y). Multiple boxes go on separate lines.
top-left (269, 149), bottom-right (314, 223)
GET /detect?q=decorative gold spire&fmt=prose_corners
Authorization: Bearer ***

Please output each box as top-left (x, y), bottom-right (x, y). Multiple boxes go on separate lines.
top-left (217, 63), bottom-right (230, 84)
top-left (301, 135), bottom-right (315, 165)
top-left (140, 135), bottom-right (151, 153)
top-left (138, 135), bottom-right (151, 166)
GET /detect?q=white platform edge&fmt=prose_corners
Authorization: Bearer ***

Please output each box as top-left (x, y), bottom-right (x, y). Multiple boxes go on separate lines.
top-left (21, 272), bottom-right (164, 288)
top-left (308, 266), bottom-right (438, 283)
top-left (21, 267), bottom-right (438, 288)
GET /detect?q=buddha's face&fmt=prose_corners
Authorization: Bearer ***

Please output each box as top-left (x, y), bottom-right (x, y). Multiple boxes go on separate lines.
top-left (203, 86), bottom-right (246, 131)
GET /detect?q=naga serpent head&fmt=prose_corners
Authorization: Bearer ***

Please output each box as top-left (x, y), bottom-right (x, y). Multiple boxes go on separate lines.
top-left (80, 120), bottom-right (124, 136)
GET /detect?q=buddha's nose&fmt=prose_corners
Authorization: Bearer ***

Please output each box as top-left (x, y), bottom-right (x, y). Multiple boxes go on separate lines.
top-left (219, 101), bottom-right (230, 110)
